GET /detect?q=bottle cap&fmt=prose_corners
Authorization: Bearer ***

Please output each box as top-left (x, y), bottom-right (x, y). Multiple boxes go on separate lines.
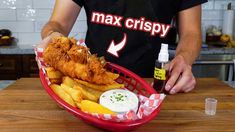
top-left (158, 43), bottom-right (169, 63)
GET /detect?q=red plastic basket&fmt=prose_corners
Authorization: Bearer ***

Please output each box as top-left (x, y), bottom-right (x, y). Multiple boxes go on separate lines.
top-left (40, 62), bottom-right (161, 132)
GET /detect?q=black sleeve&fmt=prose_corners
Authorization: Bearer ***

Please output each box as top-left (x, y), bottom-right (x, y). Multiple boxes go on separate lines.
top-left (179, 0), bottom-right (207, 11)
top-left (72, 0), bottom-right (84, 7)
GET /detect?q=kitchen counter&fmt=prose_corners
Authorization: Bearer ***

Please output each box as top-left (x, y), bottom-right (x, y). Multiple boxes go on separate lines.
top-left (0, 80), bottom-right (15, 89)
top-left (0, 44), bottom-right (234, 81)
top-left (1, 45), bottom-right (235, 55)
top-left (224, 81), bottom-right (235, 88)
top-left (0, 78), bottom-right (235, 131)
top-left (169, 47), bottom-right (235, 55)
top-left (200, 47), bottom-right (235, 55)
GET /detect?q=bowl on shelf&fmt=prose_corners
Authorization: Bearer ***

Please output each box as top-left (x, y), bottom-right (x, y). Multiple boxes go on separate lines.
top-left (0, 37), bottom-right (15, 46)
top-left (0, 29), bottom-right (16, 46)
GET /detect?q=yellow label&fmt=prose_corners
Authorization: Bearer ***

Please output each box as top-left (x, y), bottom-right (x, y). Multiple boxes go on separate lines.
top-left (154, 67), bottom-right (166, 80)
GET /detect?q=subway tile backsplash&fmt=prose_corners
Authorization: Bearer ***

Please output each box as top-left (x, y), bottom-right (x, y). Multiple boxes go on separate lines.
top-left (0, 9), bottom-right (16, 21)
top-left (202, 10), bottom-right (223, 20)
top-left (18, 33), bottom-right (41, 45)
top-left (0, 0), bottom-right (32, 9)
top-left (202, 0), bottom-right (235, 41)
top-left (0, 21), bottom-right (34, 32)
top-left (0, 0), bottom-right (234, 46)
top-left (17, 9), bottom-right (52, 21)
top-left (32, 0), bottom-right (55, 9)
top-left (34, 21), bottom-right (47, 33)
top-left (214, 0), bottom-right (234, 9)
top-left (0, 0), bottom-right (87, 46)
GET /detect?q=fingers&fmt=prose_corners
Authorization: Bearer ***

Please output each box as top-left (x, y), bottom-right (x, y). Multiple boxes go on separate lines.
top-left (165, 63), bottom-right (182, 91)
top-left (37, 36), bottom-right (52, 49)
top-left (165, 56), bottom-right (187, 91)
top-left (169, 66), bottom-right (196, 94)
top-left (36, 32), bottom-right (64, 49)
top-left (183, 75), bottom-right (196, 93)
top-left (164, 55), bottom-right (196, 94)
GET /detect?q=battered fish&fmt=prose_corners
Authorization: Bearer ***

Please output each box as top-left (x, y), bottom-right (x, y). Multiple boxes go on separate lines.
top-left (43, 37), bottom-right (119, 85)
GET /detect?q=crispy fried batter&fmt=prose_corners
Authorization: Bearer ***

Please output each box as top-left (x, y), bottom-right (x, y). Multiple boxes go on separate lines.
top-left (43, 37), bottom-right (119, 85)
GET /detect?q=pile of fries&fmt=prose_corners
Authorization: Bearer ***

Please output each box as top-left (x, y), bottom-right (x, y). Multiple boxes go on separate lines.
top-left (45, 67), bottom-right (124, 113)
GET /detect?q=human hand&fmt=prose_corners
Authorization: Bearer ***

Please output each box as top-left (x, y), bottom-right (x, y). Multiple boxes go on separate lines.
top-left (165, 55), bottom-right (196, 94)
top-left (36, 32), bottom-right (64, 49)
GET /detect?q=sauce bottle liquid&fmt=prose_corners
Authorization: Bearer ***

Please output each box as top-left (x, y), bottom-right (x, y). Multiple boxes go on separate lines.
top-left (153, 43), bottom-right (169, 94)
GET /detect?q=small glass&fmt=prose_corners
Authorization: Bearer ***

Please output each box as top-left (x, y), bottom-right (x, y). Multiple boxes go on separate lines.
top-left (205, 98), bottom-right (217, 115)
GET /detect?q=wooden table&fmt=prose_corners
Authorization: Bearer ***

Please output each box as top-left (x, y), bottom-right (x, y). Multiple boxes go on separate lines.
top-left (0, 78), bottom-right (235, 132)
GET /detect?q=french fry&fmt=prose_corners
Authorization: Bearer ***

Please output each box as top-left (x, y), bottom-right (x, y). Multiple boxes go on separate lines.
top-left (74, 85), bottom-right (99, 102)
top-left (62, 76), bottom-right (79, 88)
top-left (45, 67), bottom-right (54, 72)
top-left (75, 79), bottom-right (125, 92)
top-left (50, 84), bottom-right (76, 107)
top-left (62, 76), bottom-right (104, 102)
top-left (45, 67), bottom-right (63, 84)
top-left (106, 71), bottom-right (120, 80)
top-left (61, 83), bottom-right (83, 103)
top-left (45, 67), bottom-right (63, 79)
top-left (78, 84), bottom-right (103, 99)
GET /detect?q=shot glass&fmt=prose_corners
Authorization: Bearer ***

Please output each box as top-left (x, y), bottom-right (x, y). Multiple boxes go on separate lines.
top-left (205, 98), bottom-right (217, 115)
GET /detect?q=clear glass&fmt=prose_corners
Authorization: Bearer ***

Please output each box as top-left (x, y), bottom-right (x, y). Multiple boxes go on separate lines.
top-left (205, 98), bottom-right (217, 115)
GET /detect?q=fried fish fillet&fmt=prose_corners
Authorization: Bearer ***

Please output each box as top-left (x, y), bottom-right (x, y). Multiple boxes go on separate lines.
top-left (43, 37), bottom-right (119, 85)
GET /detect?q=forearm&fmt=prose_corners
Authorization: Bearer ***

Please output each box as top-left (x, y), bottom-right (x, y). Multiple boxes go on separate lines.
top-left (41, 21), bottom-right (68, 39)
top-left (176, 5), bottom-right (202, 65)
top-left (175, 32), bottom-right (202, 65)
top-left (41, 0), bottom-right (81, 39)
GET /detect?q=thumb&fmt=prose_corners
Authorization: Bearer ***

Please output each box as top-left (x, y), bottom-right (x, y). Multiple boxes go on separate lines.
top-left (36, 36), bottom-right (52, 49)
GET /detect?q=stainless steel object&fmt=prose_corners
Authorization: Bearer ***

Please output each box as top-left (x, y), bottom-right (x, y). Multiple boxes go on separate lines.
top-left (192, 54), bottom-right (235, 81)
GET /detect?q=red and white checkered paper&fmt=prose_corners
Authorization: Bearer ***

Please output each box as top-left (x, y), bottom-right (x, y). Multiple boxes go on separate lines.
top-left (35, 40), bottom-right (165, 122)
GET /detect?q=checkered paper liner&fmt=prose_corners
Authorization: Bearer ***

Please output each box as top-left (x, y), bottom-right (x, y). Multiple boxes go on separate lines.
top-left (35, 40), bottom-right (165, 122)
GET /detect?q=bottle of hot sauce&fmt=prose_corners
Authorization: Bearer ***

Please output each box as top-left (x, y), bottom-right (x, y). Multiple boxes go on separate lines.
top-left (153, 43), bottom-right (169, 94)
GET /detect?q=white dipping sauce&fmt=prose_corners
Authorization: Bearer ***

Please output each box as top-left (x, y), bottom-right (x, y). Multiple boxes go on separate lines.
top-left (99, 89), bottom-right (139, 114)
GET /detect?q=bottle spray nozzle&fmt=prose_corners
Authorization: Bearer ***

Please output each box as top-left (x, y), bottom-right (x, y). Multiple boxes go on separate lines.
top-left (158, 43), bottom-right (169, 63)
top-left (160, 44), bottom-right (168, 52)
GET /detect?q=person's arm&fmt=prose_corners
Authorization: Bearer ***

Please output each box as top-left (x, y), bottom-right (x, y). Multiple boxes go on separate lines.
top-left (165, 5), bottom-right (202, 94)
top-left (41, 0), bottom-right (81, 39)
top-left (176, 5), bottom-right (202, 65)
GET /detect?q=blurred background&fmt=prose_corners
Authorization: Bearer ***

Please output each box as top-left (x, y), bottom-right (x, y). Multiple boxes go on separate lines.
top-left (0, 0), bottom-right (87, 45)
top-left (0, 0), bottom-right (234, 46)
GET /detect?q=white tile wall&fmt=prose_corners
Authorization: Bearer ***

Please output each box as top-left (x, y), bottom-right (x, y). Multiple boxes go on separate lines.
top-left (202, 0), bottom-right (235, 40)
top-left (0, 0), bottom-right (234, 46)
top-left (32, 0), bottom-right (55, 9)
top-left (34, 21), bottom-right (47, 33)
top-left (18, 33), bottom-right (41, 45)
top-left (0, 0), bottom-right (32, 9)
top-left (202, 10), bottom-right (223, 20)
top-left (0, 0), bottom-right (87, 46)
top-left (214, 0), bottom-right (235, 10)
top-left (78, 8), bottom-right (87, 21)
top-left (71, 21), bottom-right (87, 33)
top-left (202, 0), bottom-right (214, 10)
top-left (0, 21), bottom-right (34, 32)
top-left (17, 9), bottom-right (52, 21)
top-left (0, 9), bottom-right (16, 21)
